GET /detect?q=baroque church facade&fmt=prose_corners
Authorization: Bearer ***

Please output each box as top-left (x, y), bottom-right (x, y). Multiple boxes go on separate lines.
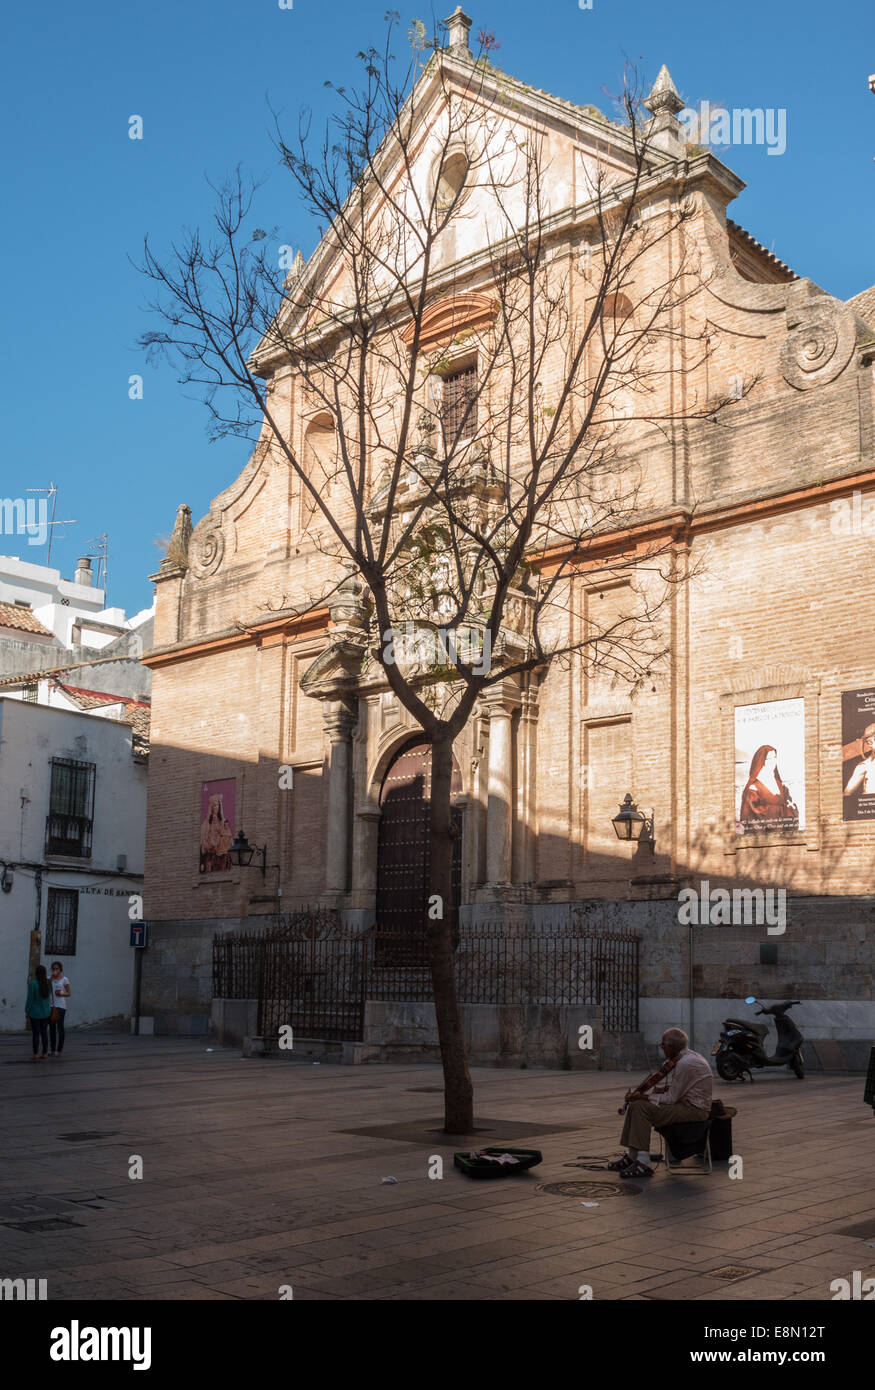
top-left (141, 12), bottom-right (874, 1059)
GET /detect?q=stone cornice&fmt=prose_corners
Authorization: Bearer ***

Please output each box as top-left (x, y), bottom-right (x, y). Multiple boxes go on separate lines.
top-left (536, 465), bottom-right (875, 573)
top-left (142, 607), bottom-right (330, 670)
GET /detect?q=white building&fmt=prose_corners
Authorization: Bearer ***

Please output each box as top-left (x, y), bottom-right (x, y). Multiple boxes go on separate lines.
top-left (0, 696), bottom-right (147, 1032)
top-left (0, 553), bottom-right (154, 698)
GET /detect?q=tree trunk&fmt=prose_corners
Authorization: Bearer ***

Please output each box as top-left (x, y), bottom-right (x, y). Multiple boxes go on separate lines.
top-left (428, 732), bottom-right (474, 1133)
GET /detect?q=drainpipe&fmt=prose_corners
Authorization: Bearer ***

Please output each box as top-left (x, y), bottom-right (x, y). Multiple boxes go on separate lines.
top-left (689, 921), bottom-right (695, 1052)
top-left (30, 867), bottom-right (43, 981)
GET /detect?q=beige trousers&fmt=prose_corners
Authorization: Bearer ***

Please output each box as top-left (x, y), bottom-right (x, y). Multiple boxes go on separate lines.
top-left (620, 1098), bottom-right (710, 1151)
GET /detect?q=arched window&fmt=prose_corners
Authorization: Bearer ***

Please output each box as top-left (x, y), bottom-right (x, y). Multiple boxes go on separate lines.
top-left (302, 412), bottom-right (337, 527)
top-left (602, 293), bottom-right (634, 325)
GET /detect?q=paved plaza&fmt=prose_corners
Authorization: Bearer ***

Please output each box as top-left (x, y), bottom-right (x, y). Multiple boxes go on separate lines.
top-left (1, 1032), bottom-right (873, 1301)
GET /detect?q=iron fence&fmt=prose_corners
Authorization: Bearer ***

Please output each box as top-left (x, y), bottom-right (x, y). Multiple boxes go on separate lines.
top-left (212, 917), bottom-right (640, 1039)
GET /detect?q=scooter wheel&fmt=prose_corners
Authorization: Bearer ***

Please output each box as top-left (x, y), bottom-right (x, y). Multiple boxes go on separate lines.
top-left (716, 1052), bottom-right (744, 1081)
top-left (791, 1051), bottom-right (805, 1079)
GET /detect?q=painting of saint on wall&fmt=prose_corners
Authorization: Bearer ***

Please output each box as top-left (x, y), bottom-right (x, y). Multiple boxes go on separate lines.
top-left (200, 779), bottom-right (235, 873)
top-left (734, 699), bottom-right (804, 833)
top-left (842, 688), bottom-right (875, 822)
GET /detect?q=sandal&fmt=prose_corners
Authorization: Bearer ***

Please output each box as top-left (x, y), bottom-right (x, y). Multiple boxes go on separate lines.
top-left (606, 1154), bottom-right (634, 1170)
top-left (620, 1160), bottom-right (654, 1179)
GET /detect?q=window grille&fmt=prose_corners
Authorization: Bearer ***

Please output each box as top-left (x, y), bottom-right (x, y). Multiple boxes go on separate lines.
top-left (45, 758), bottom-right (95, 858)
top-left (46, 887), bottom-right (78, 955)
top-left (441, 365), bottom-right (477, 439)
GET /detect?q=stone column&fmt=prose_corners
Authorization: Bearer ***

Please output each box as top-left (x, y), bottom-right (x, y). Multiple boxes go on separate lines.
top-left (322, 701), bottom-right (357, 894)
top-left (485, 680), bottom-right (521, 885)
top-left (514, 676), bottom-right (540, 885)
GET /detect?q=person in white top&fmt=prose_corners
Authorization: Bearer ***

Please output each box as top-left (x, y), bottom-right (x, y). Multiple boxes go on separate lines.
top-left (609, 1028), bottom-right (713, 1178)
top-left (48, 961), bottom-right (71, 1058)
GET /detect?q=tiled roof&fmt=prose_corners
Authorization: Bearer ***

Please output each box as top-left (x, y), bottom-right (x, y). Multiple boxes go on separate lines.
top-left (0, 601), bottom-right (54, 637)
top-left (847, 285), bottom-right (875, 331)
top-left (0, 664), bottom-right (151, 756)
top-left (0, 654), bottom-right (134, 688)
top-left (54, 683), bottom-right (151, 755)
top-left (726, 220), bottom-right (797, 280)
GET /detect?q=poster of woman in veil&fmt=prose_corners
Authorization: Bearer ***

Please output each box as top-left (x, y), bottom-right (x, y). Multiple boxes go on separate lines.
top-left (735, 699), bottom-right (804, 833)
top-left (200, 779), bottom-right (236, 872)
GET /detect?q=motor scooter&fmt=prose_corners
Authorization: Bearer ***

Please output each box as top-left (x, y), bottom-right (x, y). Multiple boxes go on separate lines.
top-left (714, 996), bottom-right (805, 1081)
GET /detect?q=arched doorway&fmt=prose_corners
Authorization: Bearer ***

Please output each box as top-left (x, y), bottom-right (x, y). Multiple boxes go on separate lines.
top-left (375, 739), bottom-right (463, 944)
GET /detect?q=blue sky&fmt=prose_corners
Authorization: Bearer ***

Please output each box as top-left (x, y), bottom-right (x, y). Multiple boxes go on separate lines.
top-left (2, 0), bottom-right (872, 616)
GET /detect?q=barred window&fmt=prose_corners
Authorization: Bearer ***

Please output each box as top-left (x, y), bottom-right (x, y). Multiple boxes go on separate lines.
top-left (22, 684), bottom-right (38, 703)
top-left (45, 758), bottom-right (95, 858)
top-left (46, 888), bottom-right (78, 955)
top-left (440, 365), bottom-right (477, 439)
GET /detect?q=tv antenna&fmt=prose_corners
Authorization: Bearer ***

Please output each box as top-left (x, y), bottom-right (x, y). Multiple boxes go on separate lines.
top-left (85, 532), bottom-right (109, 598)
top-left (25, 484), bottom-right (76, 566)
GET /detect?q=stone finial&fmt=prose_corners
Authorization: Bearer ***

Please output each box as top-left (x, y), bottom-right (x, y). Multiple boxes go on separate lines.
top-left (283, 249), bottom-right (305, 290)
top-left (444, 6), bottom-right (472, 54)
top-left (161, 503), bottom-right (193, 573)
top-left (329, 565), bottom-right (370, 633)
top-left (645, 65), bottom-right (685, 117)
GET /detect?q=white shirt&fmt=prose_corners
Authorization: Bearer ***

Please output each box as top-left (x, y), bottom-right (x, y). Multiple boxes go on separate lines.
top-left (653, 1048), bottom-right (713, 1111)
top-left (51, 976), bottom-right (70, 1010)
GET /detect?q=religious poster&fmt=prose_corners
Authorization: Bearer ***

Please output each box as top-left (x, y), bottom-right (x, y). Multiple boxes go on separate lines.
top-left (734, 698), bottom-right (805, 833)
top-left (842, 688), bottom-right (875, 822)
top-left (200, 779), bottom-right (235, 873)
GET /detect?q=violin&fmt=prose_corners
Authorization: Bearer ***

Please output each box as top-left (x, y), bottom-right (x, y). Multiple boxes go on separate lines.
top-left (618, 1054), bottom-right (679, 1114)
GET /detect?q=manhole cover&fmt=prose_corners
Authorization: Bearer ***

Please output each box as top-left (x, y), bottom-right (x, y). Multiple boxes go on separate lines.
top-left (538, 1180), bottom-right (640, 1198)
top-left (57, 1131), bottom-right (119, 1142)
top-left (706, 1266), bottom-right (760, 1282)
top-left (7, 1217), bottom-right (83, 1232)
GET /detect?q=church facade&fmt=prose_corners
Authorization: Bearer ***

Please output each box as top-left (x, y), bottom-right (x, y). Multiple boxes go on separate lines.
top-left (141, 16), bottom-right (874, 1060)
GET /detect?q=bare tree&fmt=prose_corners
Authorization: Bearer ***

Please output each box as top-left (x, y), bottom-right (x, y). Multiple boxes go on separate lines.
top-left (139, 15), bottom-right (740, 1131)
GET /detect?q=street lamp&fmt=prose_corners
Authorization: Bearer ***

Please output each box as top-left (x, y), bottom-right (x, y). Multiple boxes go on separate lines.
top-left (229, 831), bottom-right (267, 876)
top-left (611, 793), bottom-right (655, 851)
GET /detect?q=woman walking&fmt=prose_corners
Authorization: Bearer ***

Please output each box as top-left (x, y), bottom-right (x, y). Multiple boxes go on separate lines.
top-left (49, 961), bottom-right (71, 1057)
top-left (25, 964), bottom-right (52, 1061)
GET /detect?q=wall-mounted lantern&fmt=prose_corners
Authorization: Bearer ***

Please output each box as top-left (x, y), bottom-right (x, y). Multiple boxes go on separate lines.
top-left (0, 864), bottom-right (13, 893)
top-left (611, 793), bottom-right (655, 852)
top-left (229, 831), bottom-right (268, 876)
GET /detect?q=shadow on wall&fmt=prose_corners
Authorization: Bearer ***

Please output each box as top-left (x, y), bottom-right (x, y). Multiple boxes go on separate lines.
top-left (140, 738), bottom-right (874, 1043)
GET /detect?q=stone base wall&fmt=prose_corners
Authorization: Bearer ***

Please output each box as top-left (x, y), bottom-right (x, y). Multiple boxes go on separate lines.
top-left (143, 895), bottom-right (873, 1062)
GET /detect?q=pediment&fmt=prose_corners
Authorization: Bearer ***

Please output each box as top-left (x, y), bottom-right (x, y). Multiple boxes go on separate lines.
top-left (401, 293), bottom-right (499, 351)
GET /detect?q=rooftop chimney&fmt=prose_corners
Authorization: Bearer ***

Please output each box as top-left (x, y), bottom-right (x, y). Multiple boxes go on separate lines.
top-left (75, 557), bottom-right (93, 587)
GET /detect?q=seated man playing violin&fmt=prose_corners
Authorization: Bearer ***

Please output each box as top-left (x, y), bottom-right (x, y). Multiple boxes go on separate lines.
top-left (610, 1027), bottom-right (713, 1178)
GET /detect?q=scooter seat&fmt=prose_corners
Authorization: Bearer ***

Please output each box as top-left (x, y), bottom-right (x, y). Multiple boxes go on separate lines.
top-left (724, 1018), bottom-right (769, 1036)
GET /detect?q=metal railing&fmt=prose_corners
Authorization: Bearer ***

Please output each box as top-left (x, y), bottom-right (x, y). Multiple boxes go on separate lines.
top-left (214, 916), bottom-right (639, 1039)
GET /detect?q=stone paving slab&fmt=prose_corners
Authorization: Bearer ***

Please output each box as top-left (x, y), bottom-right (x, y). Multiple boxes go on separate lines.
top-left (0, 1031), bottom-right (872, 1301)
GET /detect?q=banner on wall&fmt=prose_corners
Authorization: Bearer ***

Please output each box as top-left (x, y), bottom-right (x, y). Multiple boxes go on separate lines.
top-left (842, 688), bottom-right (875, 822)
top-left (200, 779), bottom-right (236, 873)
top-left (734, 698), bottom-right (805, 833)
